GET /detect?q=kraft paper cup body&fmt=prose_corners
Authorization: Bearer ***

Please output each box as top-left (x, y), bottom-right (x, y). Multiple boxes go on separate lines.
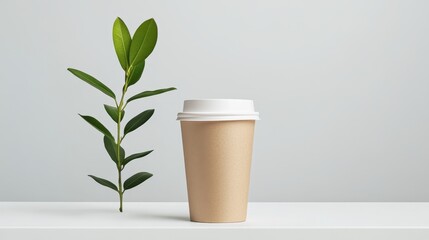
top-left (178, 99), bottom-right (259, 223)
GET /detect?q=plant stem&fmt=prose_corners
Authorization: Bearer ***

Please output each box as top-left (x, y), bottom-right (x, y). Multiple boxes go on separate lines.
top-left (116, 77), bottom-right (128, 212)
top-left (118, 167), bottom-right (123, 212)
top-left (117, 111), bottom-right (123, 212)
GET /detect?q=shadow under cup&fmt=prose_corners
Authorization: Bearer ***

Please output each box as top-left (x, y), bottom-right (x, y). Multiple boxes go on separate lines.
top-left (177, 99), bottom-right (259, 223)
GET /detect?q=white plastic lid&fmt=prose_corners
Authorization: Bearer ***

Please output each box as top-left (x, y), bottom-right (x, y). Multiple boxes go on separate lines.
top-left (177, 99), bottom-right (260, 121)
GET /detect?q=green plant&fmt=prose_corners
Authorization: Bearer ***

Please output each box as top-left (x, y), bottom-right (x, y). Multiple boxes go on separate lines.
top-left (67, 17), bottom-right (176, 212)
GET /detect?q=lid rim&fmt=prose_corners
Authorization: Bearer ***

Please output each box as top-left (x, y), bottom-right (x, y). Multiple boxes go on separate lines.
top-left (177, 117), bottom-right (260, 121)
top-left (178, 99), bottom-right (259, 121)
top-left (178, 112), bottom-right (259, 115)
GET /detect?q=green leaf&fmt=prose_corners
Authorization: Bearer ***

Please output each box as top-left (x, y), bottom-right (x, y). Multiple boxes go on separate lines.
top-left (79, 114), bottom-right (114, 139)
top-left (104, 104), bottom-right (124, 123)
top-left (127, 87), bottom-right (176, 103)
top-left (103, 136), bottom-right (125, 164)
top-left (124, 109), bottom-right (154, 136)
top-left (123, 150), bottom-right (153, 167)
top-left (113, 17), bottom-right (132, 71)
top-left (123, 172), bottom-right (153, 191)
top-left (128, 18), bottom-right (158, 67)
top-left (103, 136), bottom-right (117, 163)
top-left (67, 68), bottom-right (116, 99)
top-left (88, 175), bottom-right (118, 192)
top-left (127, 61), bottom-right (145, 86)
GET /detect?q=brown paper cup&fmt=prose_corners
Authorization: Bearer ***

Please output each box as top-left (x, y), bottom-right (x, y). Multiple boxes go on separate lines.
top-left (180, 120), bottom-right (255, 223)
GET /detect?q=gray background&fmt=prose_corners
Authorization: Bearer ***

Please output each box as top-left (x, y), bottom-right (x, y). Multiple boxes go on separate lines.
top-left (1, 0), bottom-right (428, 202)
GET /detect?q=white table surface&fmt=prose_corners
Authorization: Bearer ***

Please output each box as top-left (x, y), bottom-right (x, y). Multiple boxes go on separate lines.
top-left (1, 202), bottom-right (429, 240)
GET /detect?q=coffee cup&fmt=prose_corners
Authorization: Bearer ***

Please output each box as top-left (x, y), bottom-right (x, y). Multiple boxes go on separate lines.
top-left (177, 99), bottom-right (259, 222)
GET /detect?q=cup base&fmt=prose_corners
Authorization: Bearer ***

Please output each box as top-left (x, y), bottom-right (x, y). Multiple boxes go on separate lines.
top-left (190, 218), bottom-right (246, 223)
